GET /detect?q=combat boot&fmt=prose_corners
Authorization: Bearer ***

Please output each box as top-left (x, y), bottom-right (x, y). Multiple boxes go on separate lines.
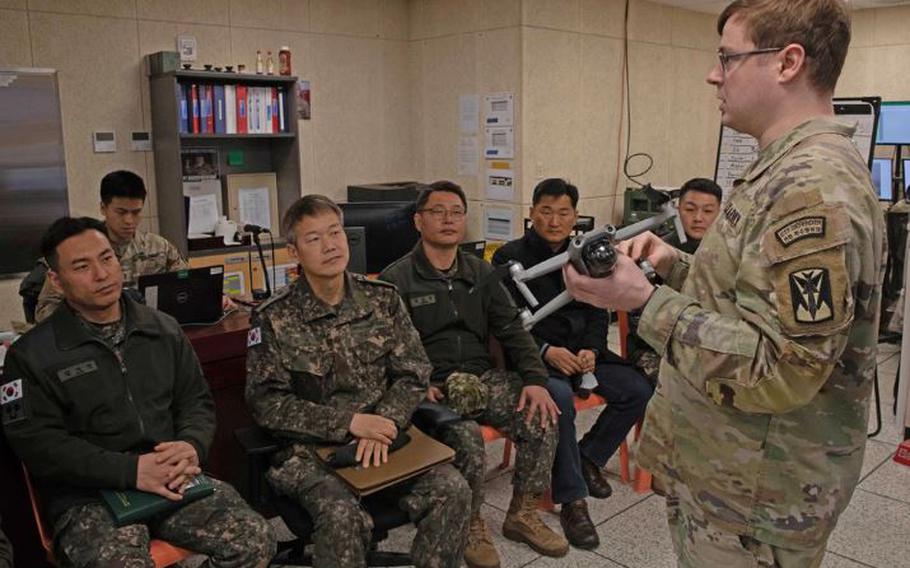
top-left (502, 490), bottom-right (569, 557)
top-left (464, 513), bottom-right (500, 568)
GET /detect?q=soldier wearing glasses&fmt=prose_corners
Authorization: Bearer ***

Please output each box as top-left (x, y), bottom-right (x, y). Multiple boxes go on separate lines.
top-left (380, 181), bottom-right (567, 568)
top-left (564, 1), bottom-right (885, 566)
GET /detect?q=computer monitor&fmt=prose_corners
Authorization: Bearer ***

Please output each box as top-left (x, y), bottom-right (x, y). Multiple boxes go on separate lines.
top-left (876, 102), bottom-right (910, 145)
top-left (339, 201), bottom-right (420, 273)
top-left (871, 158), bottom-right (893, 201)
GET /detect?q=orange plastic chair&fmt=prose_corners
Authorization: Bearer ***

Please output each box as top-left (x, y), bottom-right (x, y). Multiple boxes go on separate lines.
top-left (21, 463), bottom-right (194, 567)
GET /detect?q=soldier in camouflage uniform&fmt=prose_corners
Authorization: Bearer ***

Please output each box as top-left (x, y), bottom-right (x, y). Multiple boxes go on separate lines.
top-left (380, 182), bottom-right (568, 568)
top-left (35, 170), bottom-right (187, 322)
top-left (564, 1), bottom-right (886, 566)
top-left (3, 217), bottom-right (275, 567)
top-left (245, 195), bottom-right (470, 568)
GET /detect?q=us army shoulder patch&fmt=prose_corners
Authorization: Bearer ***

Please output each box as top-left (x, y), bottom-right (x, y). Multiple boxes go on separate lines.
top-left (1, 379), bottom-right (26, 425)
top-left (409, 294), bottom-right (436, 308)
top-left (789, 267), bottom-right (834, 324)
top-left (57, 360), bottom-right (99, 382)
top-left (247, 326), bottom-right (262, 347)
top-left (775, 216), bottom-right (826, 247)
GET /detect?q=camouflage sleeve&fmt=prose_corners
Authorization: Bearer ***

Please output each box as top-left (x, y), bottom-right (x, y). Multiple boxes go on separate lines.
top-left (164, 239), bottom-right (189, 271)
top-left (637, 201), bottom-right (863, 415)
top-left (34, 275), bottom-right (64, 323)
top-left (664, 251), bottom-right (692, 291)
top-left (244, 311), bottom-right (353, 443)
top-left (487, 281), bottom-right (548, 387)
top-left (373, 294), bottom-right (431, 428)
top-left (2, 348), bottom-right (138, 489)
top-left (169, 330), bottom-right (216, 463)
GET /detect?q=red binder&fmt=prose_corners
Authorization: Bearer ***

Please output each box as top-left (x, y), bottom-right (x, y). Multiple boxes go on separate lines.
top-left (236, 84), bottom-right (248, 134)
top-left (203, 85), bottom-right (215, 134)
top-left (190, 84), bottom-right (200, 133)
top-left (271, 87), bottom-right (279, 132)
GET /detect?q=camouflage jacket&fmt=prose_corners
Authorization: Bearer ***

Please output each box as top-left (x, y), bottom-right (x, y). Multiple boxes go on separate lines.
top-left (35, 230), bottom-right (187, 322)
top-left (636, 118), bottom-right (886, 547)
top-left (245, 272), bottom-right (431, 454)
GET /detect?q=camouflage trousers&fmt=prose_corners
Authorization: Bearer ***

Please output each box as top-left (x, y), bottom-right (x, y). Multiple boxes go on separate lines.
top-left (439, 368), bottom-right (558, 514)
top-left (53, 479), bottom-right (275, 568)
top-left (268, 454), bottom-right (470, 568)
top-left (666, 491), bottom-right (826, 568)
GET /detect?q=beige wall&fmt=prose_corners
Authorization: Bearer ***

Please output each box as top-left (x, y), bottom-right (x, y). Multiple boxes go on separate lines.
top-left (406, 0), bottom-right (720, 240)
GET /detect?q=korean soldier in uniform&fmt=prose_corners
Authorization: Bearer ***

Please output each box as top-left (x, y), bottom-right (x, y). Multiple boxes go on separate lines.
top-left (245, 195), bottom-right (470, 568)
top-left (564, 1), bottom-right (886, 566)
top-left (380, 182), bottom-right (568, 567)
top-left (2, 216), bottom-right (275, 567)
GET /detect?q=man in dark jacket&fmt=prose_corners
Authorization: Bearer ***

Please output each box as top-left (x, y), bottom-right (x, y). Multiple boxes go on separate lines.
top-left (664, 177), bottom-right (722, 254)
top-left (380, 182), bottom-right (568, 568)
top-left (493, 178), bottom-right (653, 549)
top-left (2, 217), bottom-right (274, 567)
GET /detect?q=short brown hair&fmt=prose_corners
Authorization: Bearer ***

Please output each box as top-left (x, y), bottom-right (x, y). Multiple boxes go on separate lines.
top-left (717, 0), bottom-right (851, 93)
top-left (283, 194), bottom-right (343, 244)
top-left (415, 180), bottom-right (468, 211)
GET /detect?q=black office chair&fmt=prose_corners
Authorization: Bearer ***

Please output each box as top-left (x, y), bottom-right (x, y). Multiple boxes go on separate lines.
top-left (234, 426), bottom-right (413, 567)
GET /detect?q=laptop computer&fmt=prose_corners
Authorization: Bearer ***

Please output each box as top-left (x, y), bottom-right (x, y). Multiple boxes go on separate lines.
top-left (138, 266), bottom-right (224, 325)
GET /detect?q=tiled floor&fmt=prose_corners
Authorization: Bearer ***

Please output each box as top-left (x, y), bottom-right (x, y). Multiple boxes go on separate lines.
top-left (235, 341), bottom-right (910, 568)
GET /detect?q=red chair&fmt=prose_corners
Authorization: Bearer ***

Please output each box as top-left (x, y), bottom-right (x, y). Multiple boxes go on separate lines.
top-left (21, 463), bottom-right (194, 567)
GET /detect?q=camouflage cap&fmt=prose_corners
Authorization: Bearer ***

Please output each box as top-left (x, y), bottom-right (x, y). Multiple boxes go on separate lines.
top-left (444, 372), bottom-right (488, 418)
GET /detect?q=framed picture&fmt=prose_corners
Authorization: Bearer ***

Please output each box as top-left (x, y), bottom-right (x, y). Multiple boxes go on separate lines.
top-left (225, 172), bottom-right (280, 234)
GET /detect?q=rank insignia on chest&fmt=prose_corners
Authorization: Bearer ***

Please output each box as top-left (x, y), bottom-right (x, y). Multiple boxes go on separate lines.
top-left (1, 379), bottom-right (26, 425)
top-left (247, 326), bottom-right (262, 347)
top-left (789, 268), bottom-right (834, 323)
top-left (409, 294), bottom-right (436, 308)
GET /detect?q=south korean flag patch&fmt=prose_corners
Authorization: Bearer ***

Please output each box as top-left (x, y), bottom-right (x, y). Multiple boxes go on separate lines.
top-left (789, 268), bottom-right (834, 324)
top-left (1, 379), bottom-right (26, 425)
top-left (247, 326), bottom-right (262, 348)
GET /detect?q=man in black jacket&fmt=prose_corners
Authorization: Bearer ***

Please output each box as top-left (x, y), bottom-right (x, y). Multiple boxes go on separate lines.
top-left (2, 217), bottom-right (274, 567)
top-left (380, 182), bottom-right (568, 568)
top-left (493, 178), bottom-right (654, 549)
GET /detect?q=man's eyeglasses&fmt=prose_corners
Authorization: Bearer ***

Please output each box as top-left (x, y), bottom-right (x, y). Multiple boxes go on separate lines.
top-left (717, 47), bottom-right (783, 73)
top-left (419, 206), bottom-right (466, 220)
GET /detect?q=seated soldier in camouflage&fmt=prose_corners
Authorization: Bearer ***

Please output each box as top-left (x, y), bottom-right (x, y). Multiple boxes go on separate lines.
top-left (34, 171), bottom-right (188, 322)
top-left (245, 195), bottom-right (471, 568)
top-left (3, 216), bottom-right (275, 567)
top-left (380, 182), bottom-right (568, 568)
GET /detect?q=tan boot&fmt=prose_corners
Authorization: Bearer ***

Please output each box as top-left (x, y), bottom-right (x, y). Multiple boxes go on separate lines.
top-left (464, 514), bottom-right (500, 568)
top-left (502, 490), bottom-right (569, 557)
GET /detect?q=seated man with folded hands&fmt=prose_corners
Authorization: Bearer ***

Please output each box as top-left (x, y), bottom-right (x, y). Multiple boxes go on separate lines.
top-left (2, 216), bottom-right (274, 567)
top-left (245, 195), bottom-right (471, 568)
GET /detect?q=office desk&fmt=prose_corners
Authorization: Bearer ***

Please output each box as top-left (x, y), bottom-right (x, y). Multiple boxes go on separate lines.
top-left (0, 310), bottom-right (254, 566)
top-left (184, 310), bottom-right (255, 490)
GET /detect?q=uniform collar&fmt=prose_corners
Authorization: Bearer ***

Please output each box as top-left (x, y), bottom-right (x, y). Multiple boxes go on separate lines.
top-left (411, 241), bottom-right (479, 284)
top-left (291, 271), bottom-right (373, 324)
top-left (525, 228), bottom-right (568, 258)
top-left (52, 295), bottom-right (161, 350)
top-left (739, 118), bottom-right (856, 185)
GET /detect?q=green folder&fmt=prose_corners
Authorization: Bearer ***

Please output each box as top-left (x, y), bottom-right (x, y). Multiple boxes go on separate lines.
top-left (100, 474), bottom-right (216, 526)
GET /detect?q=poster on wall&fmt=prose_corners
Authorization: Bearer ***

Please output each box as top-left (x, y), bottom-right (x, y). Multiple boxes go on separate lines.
top-left (484, 126), bottom-right (514, 159)
top-left (485, 161), bottom-right (514, 201)
top-left (484, 205), bottom-right (514, 241)
top-left (484, 92), bottom-right (514, 126)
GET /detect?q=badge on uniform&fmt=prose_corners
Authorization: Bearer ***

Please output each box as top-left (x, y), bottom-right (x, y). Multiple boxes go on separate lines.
top-left (409, 294), bottom-right (436, 308)
top-left (789, 268), bottom-right (834, 324)
top-left (247, 326), bottom-right (262, 347)
top-left (1, 379), bottom-right (26, 425)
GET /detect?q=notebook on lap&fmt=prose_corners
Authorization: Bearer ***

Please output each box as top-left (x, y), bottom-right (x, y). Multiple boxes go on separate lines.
top-left (138, 266), bottom-right (224, 325)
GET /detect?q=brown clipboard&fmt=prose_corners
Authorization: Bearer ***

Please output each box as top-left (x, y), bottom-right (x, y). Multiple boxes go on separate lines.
top-left (315, 426), bottom-right (455, 496)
